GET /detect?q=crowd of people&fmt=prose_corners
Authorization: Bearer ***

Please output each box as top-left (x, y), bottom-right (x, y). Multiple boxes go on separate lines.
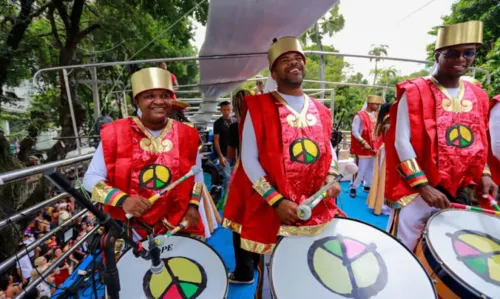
top-left (1, 170), bottom-right (96, 299)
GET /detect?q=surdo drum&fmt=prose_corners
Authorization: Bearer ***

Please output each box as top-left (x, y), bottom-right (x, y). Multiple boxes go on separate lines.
top-left (415, 210), bottom-right (500, 299)
top-left (114, 235), bottom-right (228, 299)
top-left (269, 218), bottom-right (437, 299)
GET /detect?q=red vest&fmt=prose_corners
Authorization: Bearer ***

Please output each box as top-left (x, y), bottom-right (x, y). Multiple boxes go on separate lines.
top-left (385, 78), bottom-right (489, 203)
top-left (223, 93), bottom-right (337, 252)
top-left (350, 110), bottom-right (381, 157)
top-left (100, 117), bottom-right (203, 236)
top-left (488, 94), bottom-right (500, 184)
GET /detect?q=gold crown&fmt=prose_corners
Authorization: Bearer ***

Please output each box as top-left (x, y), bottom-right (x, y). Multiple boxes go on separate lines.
top-left (171, 100), bottom-right (189, 110)
top-left (268, 37), bottom-right (305, 70)
top-left (367, 95), bottom-right (383, 104)
top-left (435, 21), bottom-right (483, 50)
top-left (131, 67), bottom-right (174, 98)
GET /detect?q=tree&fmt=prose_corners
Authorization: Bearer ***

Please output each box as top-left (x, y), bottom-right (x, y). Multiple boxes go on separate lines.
top-left (425, 0), bottom-right (500, 95)
top-left (368, 44), bottom-right (388, 85)
top-left (300, 3), bottom-right (345, 98)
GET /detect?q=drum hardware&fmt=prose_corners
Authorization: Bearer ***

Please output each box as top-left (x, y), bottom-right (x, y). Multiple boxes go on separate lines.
top-left (125, 165), bottom-right (202, 219)
top-left (297, 163), bottom-right (358, 220)
top-left (45, 169), bottom-right (152, 299)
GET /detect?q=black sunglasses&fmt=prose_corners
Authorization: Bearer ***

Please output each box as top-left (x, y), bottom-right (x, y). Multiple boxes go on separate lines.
top-left (437, 49), bottom-right (477, 59)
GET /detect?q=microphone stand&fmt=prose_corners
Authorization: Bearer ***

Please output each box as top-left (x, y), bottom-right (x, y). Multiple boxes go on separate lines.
top-left (44, 170), bottom-right (151, 299)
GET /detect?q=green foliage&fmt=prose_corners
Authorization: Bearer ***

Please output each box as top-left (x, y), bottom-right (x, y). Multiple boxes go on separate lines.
top-left (425, 0), bottom-right (500, 95)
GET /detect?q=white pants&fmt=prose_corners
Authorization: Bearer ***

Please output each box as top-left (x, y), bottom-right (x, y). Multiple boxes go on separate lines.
top-left (352, 157), bottom-right (375, 189)
top-left (386, 195), bottom-right (439, 251)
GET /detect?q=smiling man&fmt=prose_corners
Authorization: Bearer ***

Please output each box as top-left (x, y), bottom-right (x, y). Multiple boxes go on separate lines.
top-left (223, 36), bottom-right (342, 285)
top-left (384, 21), bottom-right (497, 251)
top-left (83, 67), bottom-right (205, 240)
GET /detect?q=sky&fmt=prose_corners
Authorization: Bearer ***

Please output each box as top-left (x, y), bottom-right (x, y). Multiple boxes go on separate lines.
top-left (192, 0), bottom-right (458, 81)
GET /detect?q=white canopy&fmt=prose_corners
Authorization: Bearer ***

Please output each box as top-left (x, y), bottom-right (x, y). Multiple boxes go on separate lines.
top-left (190, 0), bottom-right (338, 123)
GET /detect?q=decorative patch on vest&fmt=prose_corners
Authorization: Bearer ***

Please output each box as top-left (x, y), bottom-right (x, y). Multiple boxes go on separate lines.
top-left (286, 113), bottom-right (317, 128)
top-left (140, 138), bottom-right (173, 153)
top-left (139, 164), bottom-right (172, 190)
top-left (445, 124), bottom-right (474, 148)
top-left (289, 138), bottom-right (320, 164)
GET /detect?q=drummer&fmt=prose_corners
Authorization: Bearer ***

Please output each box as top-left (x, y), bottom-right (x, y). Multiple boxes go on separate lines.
top-left (83, 67), bottom-right (205, 240)
top-left (384, 21), bottom-right (497, 251)
top-left (223, 36), bottom-right (342, 284)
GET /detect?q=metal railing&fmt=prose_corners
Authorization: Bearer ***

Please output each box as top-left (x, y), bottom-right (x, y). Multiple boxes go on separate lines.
top-left (17, 225), bottom-right (100, 299)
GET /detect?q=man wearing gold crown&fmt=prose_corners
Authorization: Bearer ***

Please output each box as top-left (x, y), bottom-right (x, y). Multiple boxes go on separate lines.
top-left (349, 95), bottom-right (383, 198)
top-left (384, 21), bottom-right (497, 251)
top-left (223, 36), bottom-right (342, 284)
top-left (83, 67), bottom-right (205, 239)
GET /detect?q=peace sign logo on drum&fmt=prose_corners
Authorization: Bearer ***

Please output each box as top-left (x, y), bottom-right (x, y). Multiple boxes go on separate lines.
top-left (142, 257), bottom-right (208, 299)
top-left (307, 235), bottom-right (388, 299)
top-left (448, 230), bottom-right (500, 286)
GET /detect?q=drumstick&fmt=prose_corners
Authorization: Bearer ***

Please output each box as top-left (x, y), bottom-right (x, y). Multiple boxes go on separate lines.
top-left (126, 166), bottom-right (202, 219)
top-left (166, 220), bottom-right (189, 237)
top-left (297, 163), bottom-right (358, 221)
top-left (487, 195), bottom-right (500, 211)
top-left (451, 203), bottom-right (500, 217)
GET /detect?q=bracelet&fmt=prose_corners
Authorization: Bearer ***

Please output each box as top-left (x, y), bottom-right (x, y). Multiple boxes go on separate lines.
top-left (328, 160), bottom-right (339, 177)
top-left (482, 164), bottom-right (491, 177)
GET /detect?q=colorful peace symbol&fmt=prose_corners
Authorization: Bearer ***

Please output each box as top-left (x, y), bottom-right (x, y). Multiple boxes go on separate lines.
top-left (307, 235), bottom-right (388, 298)
top-left (445, 124), bottom-right (474, 148)
top-left (143, 257), bottom-right (208, 299)
top-left (290, 138), bottom-right (320, 164)
top-left (448, 230), bottom-right (500, 286)
top-left (139, 164), bottom-right (172, 190)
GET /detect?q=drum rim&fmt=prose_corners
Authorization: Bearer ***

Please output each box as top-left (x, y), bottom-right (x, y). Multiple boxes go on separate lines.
top-left (117, 234), bottom-right (229, 298)
top-left (268, 217), bottom-right (438, 299)
top-left (424, 209), bottom-right (497, 297)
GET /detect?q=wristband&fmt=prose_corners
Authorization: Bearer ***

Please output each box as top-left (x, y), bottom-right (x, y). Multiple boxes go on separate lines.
top-left (397, 158), bottom-right (429, 188)
top-left (253, 176), bottom-right (284, 208)
top-left (92, 181), bottom-right (129, 207)
top-left (189, 182), bottom-right (203, 207)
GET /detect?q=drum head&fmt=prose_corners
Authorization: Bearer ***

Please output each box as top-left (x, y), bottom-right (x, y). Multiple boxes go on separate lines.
top-left (116, 236), bottom-right (228, 299)
top-left (270, 218), bottom-right (436, 299)
top-left (426, 209), bottom-right (500, 298)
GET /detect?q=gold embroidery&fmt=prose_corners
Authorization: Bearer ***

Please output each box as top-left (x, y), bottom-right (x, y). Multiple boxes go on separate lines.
top-left (384, 193), bottom-right (419, 209)
top-left (192, 182), bottom-right (203, 197)
top-left (222, 218), bottom-right (242, 234)
top-left (92, 181), bottom-right (113, 204)
top-left (278, 222), bottom-right (329, 236)
top-left (252, 176), bottom-right (274, 197)
top-left (241, 237), bottom-right (275, 254)
top-left (429, 77), bottom-right (472, 113)
top-left (272, 91), bottom-right (317, 128)
top-left (133, 117), bottom-right (174, 153)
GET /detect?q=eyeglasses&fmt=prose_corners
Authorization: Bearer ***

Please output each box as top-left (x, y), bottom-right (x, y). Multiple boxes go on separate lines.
top-left (437, 50), bottom-right (477, 59)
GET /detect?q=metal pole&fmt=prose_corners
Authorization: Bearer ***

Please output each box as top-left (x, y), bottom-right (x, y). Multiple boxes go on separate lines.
top-left (91, 67), bottom-right (100, 120)
top-left (62, 69), bottom-right (81, 156)
top-left (330, 89), bottom-right (335, 123)
top-left (0, 154), bottom-right (93, 185)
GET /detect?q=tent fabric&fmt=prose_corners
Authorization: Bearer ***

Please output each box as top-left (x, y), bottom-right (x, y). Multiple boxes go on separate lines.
top-left (191, 0), bottom-right (338, 123)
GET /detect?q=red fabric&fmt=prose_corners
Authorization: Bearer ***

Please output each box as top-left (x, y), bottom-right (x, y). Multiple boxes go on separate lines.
top-left (223, 93), bottom-right (338, 249)
top-left (100, 117), bottom-right (203, 238)
top-left (488, 94), bottom-right (500, 184)
top-left (350, 110), bottom-right (381, 156)
top-left (385, 78), bottom-right (489, 202)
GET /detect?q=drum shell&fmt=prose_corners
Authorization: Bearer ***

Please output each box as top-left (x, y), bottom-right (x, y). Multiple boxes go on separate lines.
top-left (416, 236), bottom-right (479, 299)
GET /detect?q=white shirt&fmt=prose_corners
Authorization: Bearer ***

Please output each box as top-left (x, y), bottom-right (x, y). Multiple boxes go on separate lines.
top-left (16, 254), bottom-right (33, 280)
top-left (83, 127), bottom-right (204, 193)
top-left (395, 88), bottom-right (459, 162)
top-left (351, 111), bottom-right (376, 140)
top-left (490, 102), bottom-right (500, 159)
top-left (241, 92), bottom-right (337, 184)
